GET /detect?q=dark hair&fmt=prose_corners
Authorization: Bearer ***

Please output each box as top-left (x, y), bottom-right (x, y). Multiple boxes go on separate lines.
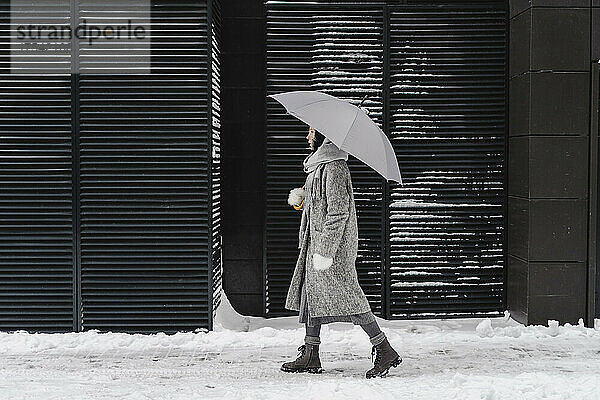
top-left (313, 129), bottom-right (326, 149)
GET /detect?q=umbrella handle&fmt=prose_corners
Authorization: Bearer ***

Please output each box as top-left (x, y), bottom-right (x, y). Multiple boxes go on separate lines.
top-left (293, 199), bottom-right (304, 210)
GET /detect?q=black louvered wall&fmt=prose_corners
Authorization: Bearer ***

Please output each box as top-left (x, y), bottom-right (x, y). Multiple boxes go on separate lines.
top-left (0, 2), bottom-right (75, 332)
top-left (388, 4), bottom-right (506, 318)
top-left (265, 0), bottom-right (506, 319)
top-left (208, 0), bottom-right (223, 326)
top-left (265, 3), bottom-right (387, 317)
top-left (0, 0), bottom-right (221, 333)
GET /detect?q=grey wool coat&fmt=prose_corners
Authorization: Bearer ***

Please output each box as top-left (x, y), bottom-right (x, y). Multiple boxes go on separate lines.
top-left (284, 159), bottom-right (372, 317)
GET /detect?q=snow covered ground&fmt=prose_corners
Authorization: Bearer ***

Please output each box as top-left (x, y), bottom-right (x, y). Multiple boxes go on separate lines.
top-left (1, 294), bottom-right (599, 400)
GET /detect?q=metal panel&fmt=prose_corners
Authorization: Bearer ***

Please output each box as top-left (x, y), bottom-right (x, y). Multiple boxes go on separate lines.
top-left (265, 2), bottom-right (386, 317)
top-left (0, 2), bottom-right (75, 332)
top-left (208, 0), bottom-right (223, 329)
top-left (78, 1), bottom-right (215, 333)
top-left (0, 0), bottom-right (220, 332)
top-left (387, 3), bottom-right (506, 318)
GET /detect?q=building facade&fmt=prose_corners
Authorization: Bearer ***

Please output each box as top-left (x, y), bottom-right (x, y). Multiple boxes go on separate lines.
top-left (0, 0), bottom-right (597, 333)
top-left (222, 0), bottom-right (600, 327)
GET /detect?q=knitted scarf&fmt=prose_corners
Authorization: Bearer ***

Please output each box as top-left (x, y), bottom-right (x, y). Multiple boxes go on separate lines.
top-left (302, 137), bottom-right (348, 174)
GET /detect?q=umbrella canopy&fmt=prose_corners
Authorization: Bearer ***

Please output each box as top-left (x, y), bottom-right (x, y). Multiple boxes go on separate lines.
top-left (268, 90), bottom-right (402, 185)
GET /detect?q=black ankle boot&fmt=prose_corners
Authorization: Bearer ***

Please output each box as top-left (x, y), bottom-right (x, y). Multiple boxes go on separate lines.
top-left (365, 337), bottom-right (402, 378)
top-left (281, 343), bottom-right (323, 373)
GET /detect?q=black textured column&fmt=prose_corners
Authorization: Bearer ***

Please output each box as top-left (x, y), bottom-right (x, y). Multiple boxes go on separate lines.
top-left (508, 0), bottom-right (592, 325)
top-left (220, 0), bottom-right (266, 316)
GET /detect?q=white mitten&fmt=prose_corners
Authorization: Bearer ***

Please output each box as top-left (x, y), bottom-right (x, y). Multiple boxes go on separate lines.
top-left (313, 253), bottom-right (333, 271)
top-left (287, 187), bottom-right (305, 207)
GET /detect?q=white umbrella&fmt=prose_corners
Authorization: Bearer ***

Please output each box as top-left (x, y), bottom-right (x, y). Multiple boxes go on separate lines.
top-left (268, 90), bottom-right (403, 185)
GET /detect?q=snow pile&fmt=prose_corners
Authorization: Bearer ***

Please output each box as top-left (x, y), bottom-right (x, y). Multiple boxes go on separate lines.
top-left (475, 318), bottom-right (494, 337)
top-left (475, 316), bottom-right (597, 340)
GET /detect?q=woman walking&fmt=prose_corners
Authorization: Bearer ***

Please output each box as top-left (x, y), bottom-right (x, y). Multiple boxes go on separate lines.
top-left (281, 126), bottom-right (401, 379)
